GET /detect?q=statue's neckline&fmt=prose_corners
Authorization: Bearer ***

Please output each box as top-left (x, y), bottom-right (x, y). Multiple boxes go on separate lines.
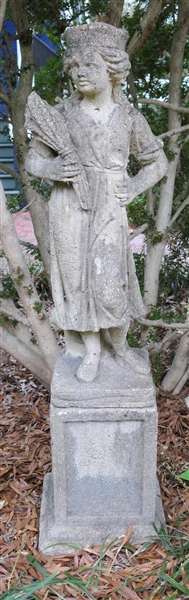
top-left (79, 102), bottom-right (118, 126)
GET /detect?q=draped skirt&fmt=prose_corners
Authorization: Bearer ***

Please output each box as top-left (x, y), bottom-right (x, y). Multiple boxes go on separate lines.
top-left (49, 168), bottom-right (146, 332)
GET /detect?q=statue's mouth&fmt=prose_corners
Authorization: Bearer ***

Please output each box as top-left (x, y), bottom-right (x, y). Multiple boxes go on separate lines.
top-left (78, 80), bottom-right (90, 85)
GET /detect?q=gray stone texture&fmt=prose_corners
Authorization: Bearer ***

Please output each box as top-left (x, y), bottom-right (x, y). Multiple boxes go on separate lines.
top-left (51, 350), bottom-right (154, 407)
top-left (39, 356), bottom-right (165, 556)
top-left (25, 23), bottom-right (167, 554)
top-left (25, 22), bottom-right (168, 386)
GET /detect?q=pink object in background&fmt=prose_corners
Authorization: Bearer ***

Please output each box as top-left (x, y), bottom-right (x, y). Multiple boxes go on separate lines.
top-left (13, 211), bottom-right (37, 245)
top-left (130, 233), bottom-right (145, 253)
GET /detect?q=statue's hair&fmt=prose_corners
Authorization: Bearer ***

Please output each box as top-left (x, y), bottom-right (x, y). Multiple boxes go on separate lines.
top-left (64, 48), bottom-right (131, 106)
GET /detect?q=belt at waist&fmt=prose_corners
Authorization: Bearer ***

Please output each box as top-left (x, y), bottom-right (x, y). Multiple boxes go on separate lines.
top-left (83, 166), bottom-right (126, 175)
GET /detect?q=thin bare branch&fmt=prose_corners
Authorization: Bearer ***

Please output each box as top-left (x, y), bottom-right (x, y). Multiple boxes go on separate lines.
top-left (172, 184), bottom-right (189, 208)
top-left (170, 195), bottom-right (189, 226)
top-left (2, 28), bottom-right (17, 73)
top-left (130, 222), bottom-right (148, 240)
top-left (0, 297), bottom-right (28, 325)
top-left (0, 162), bottom-right (20, 180)
top-left (0, 82), bottom-right (10, 107)
top-left (127, 0), bottom-right (171, 59)
top-left (136, 97), bottom-right (189, 114)
top-left (145, 329), bottom-right (180, 353)
top-left (160, 124), bottom-right (189, 139)
top-left (139, 317), bottom-right (189, 330)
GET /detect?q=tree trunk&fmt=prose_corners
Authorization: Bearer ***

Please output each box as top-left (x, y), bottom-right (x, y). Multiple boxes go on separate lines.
top-left (0, 0), bottom-right (7, 30)
top-left (1, 326), bottom-right (51, 387)
top-left (161, 332), bottom-right (189, 392)
top-left (0, 184), bottom-right (58, 378)
top-left (143, 0), bottom-right (189, 308)
top-left (4, 0), bottom-right (51, 285)
top-left (127, 0), bottom-right (168, 59)
top-left (19, 165), bottom-right (51, 285)
top-left (107, 0), bottom-right (124, 27)
top-left (144, 149), bottom-right (180, 307)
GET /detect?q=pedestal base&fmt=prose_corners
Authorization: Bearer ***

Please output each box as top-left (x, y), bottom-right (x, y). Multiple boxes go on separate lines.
top-left (39, 473), bottom-right (165, 556)
top-left (39, 352), bottom-right (165, 556)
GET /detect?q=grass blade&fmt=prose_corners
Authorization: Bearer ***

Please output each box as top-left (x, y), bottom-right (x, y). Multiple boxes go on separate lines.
top-left (162, 573), bottom-right (189, 595)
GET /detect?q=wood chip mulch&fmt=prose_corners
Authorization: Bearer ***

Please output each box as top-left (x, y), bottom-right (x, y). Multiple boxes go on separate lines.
top-left (1, 349), bottom-right (189, 599)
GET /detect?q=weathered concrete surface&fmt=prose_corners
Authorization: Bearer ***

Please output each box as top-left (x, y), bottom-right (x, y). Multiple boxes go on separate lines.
top-left (40, 473), bottom-right (164, 556)
top-left (51, 350), bottom-right (155, 407)
top-left (25, 22), bottom-right (168, 385)
top-left (25, 23), bottom-right (167, 553)
top-left (39, 356), bottom-right (165, 556)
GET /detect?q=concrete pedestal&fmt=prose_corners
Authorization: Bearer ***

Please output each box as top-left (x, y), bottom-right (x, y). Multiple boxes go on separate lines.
top-left (39, 351), bottom-right (165, 556)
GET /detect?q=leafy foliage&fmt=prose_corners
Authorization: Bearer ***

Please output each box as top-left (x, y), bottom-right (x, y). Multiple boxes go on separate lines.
top-left (0, 274), bottom-right (18, 300)
top-left (29, 177), bottom-right (52, 202)
top-left (124, 1), bottom-right (189, 261)
top-left (0, 243), bottom-right (51, 303)
top-left (159, 243), bottom-right (189, 303)
top-left (34, 52), bottom-right (68, 105)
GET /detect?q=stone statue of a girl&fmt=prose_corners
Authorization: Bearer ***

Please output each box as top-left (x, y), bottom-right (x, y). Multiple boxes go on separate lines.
top-left (25, 23), bottom-right (168, 384)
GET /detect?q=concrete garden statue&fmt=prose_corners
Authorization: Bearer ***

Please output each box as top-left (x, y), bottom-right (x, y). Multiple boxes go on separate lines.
top-left (25, 22), bottom-right (168, 384)
top-left (25, 23), bottom-right (168, 553)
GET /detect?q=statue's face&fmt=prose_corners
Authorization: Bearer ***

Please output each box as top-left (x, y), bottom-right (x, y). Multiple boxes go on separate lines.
top-left (69, 51), bottom-right (111, 94)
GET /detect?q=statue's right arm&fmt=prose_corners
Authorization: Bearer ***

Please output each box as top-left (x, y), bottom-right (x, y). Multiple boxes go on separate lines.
top-left (25, 138), bottom-right (55, 180)
top-left (25, 137), bottom-right (81, 182)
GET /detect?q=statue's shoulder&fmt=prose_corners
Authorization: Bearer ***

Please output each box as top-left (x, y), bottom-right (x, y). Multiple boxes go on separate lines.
top-left (119, 99), bottom-right (136, 126)
top-left (53, 92), bottom-right (79, 117)
top-left (121, 101), bottom-right (156, 145)
top-left (120, 100), bottom-right (150, 127)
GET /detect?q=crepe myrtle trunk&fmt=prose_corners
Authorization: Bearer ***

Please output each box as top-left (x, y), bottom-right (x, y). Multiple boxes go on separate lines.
top-left (143, 0), bottom-right (189, 309)
top-left (11, 102), bottom-right (51, 286)
top-left (144, 143), bottom-right (181, 307)
top-left (12, 132), bottom-right (51, 289)
top-left (4, 0), bottom-right (51, 286)
top-left (0, 183), bottom-right (58, 386)
top-left (0, 0), bottom-right (7, 30)
top-left (107, 0), bottom-right (124, 27)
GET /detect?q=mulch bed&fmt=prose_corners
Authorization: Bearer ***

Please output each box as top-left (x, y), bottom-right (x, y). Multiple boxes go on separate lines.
top-left (1, 349), bottom-right (189, 599)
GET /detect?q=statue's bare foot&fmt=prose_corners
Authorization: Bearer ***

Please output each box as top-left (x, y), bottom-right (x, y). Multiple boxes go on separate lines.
top-left (76, 353), bottom-right (100, 383)
top-left (116, 347), bottom-right (150, 375)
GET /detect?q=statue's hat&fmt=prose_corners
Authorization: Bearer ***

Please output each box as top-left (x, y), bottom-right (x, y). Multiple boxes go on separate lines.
top-left (65, 23), bottom-right (128, 53)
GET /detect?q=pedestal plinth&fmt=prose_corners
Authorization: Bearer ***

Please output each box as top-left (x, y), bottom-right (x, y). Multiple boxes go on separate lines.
top-left (39, 351), bottom-right (165, 555)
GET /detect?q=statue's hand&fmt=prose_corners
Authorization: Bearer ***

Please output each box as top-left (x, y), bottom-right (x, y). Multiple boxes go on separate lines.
top-left (115, 177), bottom-right (136, 207)
top-left (45, 155), bottom-right (80, 182)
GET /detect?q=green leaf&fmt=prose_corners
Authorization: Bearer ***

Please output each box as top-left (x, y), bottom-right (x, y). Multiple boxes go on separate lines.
top-left (179, 469), bottom-right (189, 481)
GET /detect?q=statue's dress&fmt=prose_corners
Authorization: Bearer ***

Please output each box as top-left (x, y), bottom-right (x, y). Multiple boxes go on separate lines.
top-left (31, 96), bottom-right (159, 332)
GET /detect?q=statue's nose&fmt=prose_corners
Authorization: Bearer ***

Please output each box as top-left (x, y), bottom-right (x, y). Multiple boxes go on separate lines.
top-left (78, 68), bottom-right (86, 78)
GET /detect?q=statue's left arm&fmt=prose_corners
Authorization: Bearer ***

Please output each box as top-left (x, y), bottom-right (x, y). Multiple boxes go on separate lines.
top-left (115, 111), bottom-right (168, 206)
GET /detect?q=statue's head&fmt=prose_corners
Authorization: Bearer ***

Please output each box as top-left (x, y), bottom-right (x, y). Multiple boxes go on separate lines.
top-left (64, 23), bottom-right (131, 103)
